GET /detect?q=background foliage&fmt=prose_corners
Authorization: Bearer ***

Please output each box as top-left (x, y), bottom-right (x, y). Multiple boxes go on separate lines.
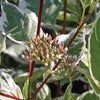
top-left (0, 0), bottom-right (100, 100)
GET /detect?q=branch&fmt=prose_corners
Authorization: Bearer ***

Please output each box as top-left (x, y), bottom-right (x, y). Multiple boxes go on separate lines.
top-left (62, 0), bottom-right (67, 34)
top-left (37, 0), bottom-right (44, 37)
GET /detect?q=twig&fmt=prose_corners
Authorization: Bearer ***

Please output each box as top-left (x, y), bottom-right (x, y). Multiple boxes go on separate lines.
top-left (62, 0), bottom-right (67, 34)
top-left (37, 0), bottom-right (44, 37)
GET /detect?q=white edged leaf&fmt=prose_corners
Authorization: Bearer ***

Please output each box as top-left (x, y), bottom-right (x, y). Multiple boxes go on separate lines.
top-left (0, 32), bottom-right (6, 53)
top-left (76, 90), bottom-right (100, 100)
top-left (56, 28), bottom-right (86, 59)
top-left (22, 79), bottom-right (29, 100)
top-left (19, 0), bottom-right (62, 24)
top-left (64, 80), bottom-right (75, 100)
top-left (1, 1), bottom-right (43, 42)
top-left (36, 83), bottom-right (51, 100)
top-left (0, 71), bottom-right (23, 99)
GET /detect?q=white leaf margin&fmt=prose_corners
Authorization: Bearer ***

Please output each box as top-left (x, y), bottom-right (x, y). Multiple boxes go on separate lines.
top-left (0, 71), bottom-right (23, 99)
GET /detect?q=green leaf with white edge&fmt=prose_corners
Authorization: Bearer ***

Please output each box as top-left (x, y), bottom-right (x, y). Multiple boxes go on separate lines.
top-left (64, 80), bottom-right (75, 100)
top-left (22, 79), bottom-right (29, 100)
top-left (78, 49), bottom-right (100, 96)
top-left (56, 28), bottom-right (86, 59)
top-left (77, 49), bottom-right (89, 75)
top-left (68, 29), bottom-right (86, 58)
top-left (88, 13), bottom-right (100, 95)
top-left (4, 43), bottom-right (27, 64)
top-left (57, 12), bottom-right (79, 23)
top-left (7, 0), bottom-right (19, 5)
top-left (86, 74), bottom-right (100, 96)
top-left (14, 72), bottom-right (29, 83)
top-left (0, 71), bottom-right (23, 99)
top-left (76, 90), bottom-right (100, 100)
top-left (19, 0), bottom-right (62, 24)
top-left (80, 0), bottom-right (90, 9)
top-left (0, 32), bottom-right (6, 64)
top-left (67, 0), bottom-right (81, 17)
top-left (0, 37), bottom-right (6, 53)
top-left (89, 13), bottom-right (100, 80)
top-left (79, 61), bottom-right (100, 94)
top-left (73, 93), bottom-right (80, 100)
top-left (36, 83), bottom-right (51, 100)
top-left (44, 73), bottom-right (62, 83)
top-left (14, 67), bottom-right (46, 83)
top-left (0, 78), bottom-right (14, 100)
top-left (1, 1), bottom-right (43, 42)
top-left (0, 32), bottom-right (6, 53)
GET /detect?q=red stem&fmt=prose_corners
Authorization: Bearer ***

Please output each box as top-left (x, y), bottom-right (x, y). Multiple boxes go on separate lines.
top-left (31, 13), bottom-right (91, 99)
top-left (37, 0), bottom-right (44, 37)
top-left (30, 61), bottom-right (35, 77)
top-left (0, 92), bottom-right (23, 100)
top-left (31, 59), bottom-right (62, 98)
top-left (62, 0), bottom-right (67, 34)
top-left (0, 0), bottom-right (1, 17)
top-left (29, 52), bottom-right (35, 78)
top-left (29, 53), bottom-right (32, 77)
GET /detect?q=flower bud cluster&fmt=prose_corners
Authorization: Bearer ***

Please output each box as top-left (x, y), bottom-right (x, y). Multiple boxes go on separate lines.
top-left (54, 55), bottom-right (80, 78)
top-left (23, 34), bottom-right (80, 78)
top-left (23, 34), bottom-right (67, 67)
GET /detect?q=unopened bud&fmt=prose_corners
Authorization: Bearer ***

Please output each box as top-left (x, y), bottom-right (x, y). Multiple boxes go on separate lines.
top-left (36, 83), bottom-right (40, 88)
top-left (48, 59), bottom-right (51, 62)
top-left (24, 51), bottom-right (27, 54)
top-left (45, 63), bottom-right (48, 66)
top-left (72, 75), bottom-right (75, 78)
top-left (26, 41), bottom-right (29, 44)
top-left (22, 55), bottom-right (25, 59)
top-left (69, 73), bottom-right (71, 76)
top-left (26, 56), bottom-right (29, 60)
top-left (41, 59), bottom-right (44, 62)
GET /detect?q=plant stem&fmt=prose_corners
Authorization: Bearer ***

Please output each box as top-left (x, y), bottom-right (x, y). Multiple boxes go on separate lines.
top-left (30, 61), bottom-right (35, 78)
top-left (0, 53), bottom-right (1, 65)
top-left (56, 80), bottom-right (61, 97)
top-left (62, 0), bottom-right (67, 34)
top-left (28, 77), bottom-right (33, 100)
top-left (79, 8), bottom-right (85, 27)
top-left (0, 92), bottom-right (23, 100)
top-left (28, 52), bottom-right (35, 99)
top-left (37, 0), bottom-right (44, 37)
top-left (28, 53), bottom-right (32, 99)
top-left (79, 23), bottom-right (93, 32)
top-left (28, 61), bottom-right (35, 98)
top-left (0, 0), bottom-right (1, 17)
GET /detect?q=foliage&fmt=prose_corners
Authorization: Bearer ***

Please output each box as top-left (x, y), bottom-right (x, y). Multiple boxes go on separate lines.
top-left (0, 0), bottom-right (100, 100)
